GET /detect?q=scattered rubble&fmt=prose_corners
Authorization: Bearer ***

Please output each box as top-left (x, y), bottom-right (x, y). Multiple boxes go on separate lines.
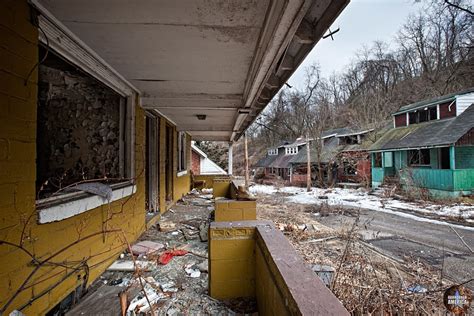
top-left (71, 192), bottom-right (239, 315)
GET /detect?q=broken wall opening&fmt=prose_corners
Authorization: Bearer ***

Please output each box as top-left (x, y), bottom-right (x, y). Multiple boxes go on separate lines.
top-left (36, 46), bottom-right (127, 199)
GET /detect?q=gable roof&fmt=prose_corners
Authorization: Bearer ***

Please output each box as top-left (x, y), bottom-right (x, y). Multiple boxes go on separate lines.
top-left (254, 153), bottom-right (279, 168)
top-left (370, 104), bottom-right (474, 151)
top-left (394, 87), bottom-right (474, 115)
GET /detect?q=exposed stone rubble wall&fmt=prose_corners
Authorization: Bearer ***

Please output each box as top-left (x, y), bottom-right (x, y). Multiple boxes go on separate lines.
top-left (37, 61), bottom-right (122, 197)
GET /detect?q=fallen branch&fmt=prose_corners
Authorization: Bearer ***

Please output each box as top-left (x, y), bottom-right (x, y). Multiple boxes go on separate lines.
top-left (449, 225), bottom-right (474, 254)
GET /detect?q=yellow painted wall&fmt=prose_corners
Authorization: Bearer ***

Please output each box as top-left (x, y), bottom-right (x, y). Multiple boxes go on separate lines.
top-left (0, 2), bottom-right (146, 314)
top-left (157, 119), bottom-right (191, 213)
top-left (209, 225), bottom-right (256, 299)
top-left (0, 1), bottom-right (193, 313)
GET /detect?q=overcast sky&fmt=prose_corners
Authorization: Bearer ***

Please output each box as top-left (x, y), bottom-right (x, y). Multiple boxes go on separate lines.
top-left (288, 0), bottom-right (423, 89)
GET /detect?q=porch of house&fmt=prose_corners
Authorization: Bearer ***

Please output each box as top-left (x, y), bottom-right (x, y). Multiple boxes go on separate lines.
top-left (66, 179), bottom-right (347, 315)
top-left (1, 0), bottom-right (350, 314)
top-left (371, 146), bottom-right (474, 198)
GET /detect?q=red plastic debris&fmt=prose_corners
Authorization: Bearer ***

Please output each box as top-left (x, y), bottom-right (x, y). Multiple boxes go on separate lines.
top-left (158, 249), bottom-right (188, 265)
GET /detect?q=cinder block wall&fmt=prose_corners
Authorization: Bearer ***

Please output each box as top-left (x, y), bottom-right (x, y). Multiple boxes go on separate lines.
top-left (0, 2), bottom-right (146, 314)
top-left (215, 200), bottom-right (256, 222)
top-left (209, 221), bottom-right (349, 315)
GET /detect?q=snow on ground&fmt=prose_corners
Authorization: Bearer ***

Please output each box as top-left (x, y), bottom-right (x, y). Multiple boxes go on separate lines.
top-left (249, 184), bottom-right (474, 230)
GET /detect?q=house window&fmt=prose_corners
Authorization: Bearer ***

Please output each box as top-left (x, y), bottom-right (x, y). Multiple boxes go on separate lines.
top-left (36, 47), bottom-right (132, 200)
top-left (178, 132), bottom-right (187, 172)
top-left (408, 149), bottom-right (430, 166)
top-left (373, 152), bottom-right (382, 168)
top-left (268, 149), bottom-right (278, 155)
top-left (285, 147), bottom-right (298, 155)
top-left (341, 135), bottom-right (358, 145)
top-left (408, 107), bottom-right (437, 125)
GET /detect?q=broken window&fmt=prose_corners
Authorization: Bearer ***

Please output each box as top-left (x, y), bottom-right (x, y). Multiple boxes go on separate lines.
top-left (36, 47), bottom-right (129, 200)
top-left (408, 149), bottom-right (430, 166)
top-left (408, 107), bottom-right (437, 125)
top-left (373, 152), bottom-right (382, 168)
top-left (178, 132), bottom-right (187, 172)
top-left (343, 162), bottom-right (357, 175)
top-left (341, 135), bottom-right (358, 145)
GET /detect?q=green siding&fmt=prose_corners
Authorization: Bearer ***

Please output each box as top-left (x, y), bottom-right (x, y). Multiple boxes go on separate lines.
top-left (453, 169), bottom-right (474, 190)
top-left (455, 146), bottom-right (474, 169)
top-left (372, 167), bottom-right (384, 183)
top-left (400, 168), bottom-right (454, 190)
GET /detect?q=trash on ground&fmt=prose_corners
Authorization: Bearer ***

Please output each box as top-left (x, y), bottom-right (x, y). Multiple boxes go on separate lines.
top-left (185, 266), bottom-right (201, 278)
top-left (406, 284), bottom-right (428, 293)
top-left (158, 221), bottom-right (176, 232)
top-left (312, 264), bottom-right (335, 288)
top-left (196, 260), bottom-right (208, 273)
top-left (107, 260), bottom-right (154, 272)
top-left (158, 249), bottom-right (188, 265)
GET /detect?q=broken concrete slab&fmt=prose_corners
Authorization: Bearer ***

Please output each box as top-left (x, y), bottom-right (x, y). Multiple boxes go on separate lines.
top-left (107, 260), bottom-right (154, 272)
top-left (130, 240), bottom-right (165, 256)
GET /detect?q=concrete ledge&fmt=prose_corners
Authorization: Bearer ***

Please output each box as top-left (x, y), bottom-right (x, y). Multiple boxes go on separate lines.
top-left (194, 174), bottom-right (230, 189)
top-left (213, 177), bottom-right (232, 198)
top-left (256, 225), bottom-right (349, 315)
top-left (209, 221), bottom-right (348, 315)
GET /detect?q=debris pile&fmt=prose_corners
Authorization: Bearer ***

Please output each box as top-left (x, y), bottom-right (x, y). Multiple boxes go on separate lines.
top-left (67, 191), bottom-right (243, 315)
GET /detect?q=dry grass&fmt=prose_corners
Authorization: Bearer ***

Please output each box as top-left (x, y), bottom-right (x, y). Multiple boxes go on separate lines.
top-left (256, 195), bottom-right (455, 314)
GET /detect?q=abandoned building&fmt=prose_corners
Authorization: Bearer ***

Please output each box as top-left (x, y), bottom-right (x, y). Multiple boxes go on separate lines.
top-left (0, 0), bottom-right (350, 314)
top-left (370, 90), bottom-right (474, 198)
top-left (289, 128), bottom-right (373, 186)
top-left (255, 128), bottom-right (372, 187)
top-left (254, 140), bottom-right (291, 179)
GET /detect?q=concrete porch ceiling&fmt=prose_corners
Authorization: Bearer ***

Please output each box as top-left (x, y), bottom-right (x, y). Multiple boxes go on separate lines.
top-left (39, 0), bottom-right (348, 141)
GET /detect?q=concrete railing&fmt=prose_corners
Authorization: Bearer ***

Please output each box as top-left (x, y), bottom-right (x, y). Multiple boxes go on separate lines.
top-left (209, 221), bottom-right (349, 315)
top-left (193, 174), bottom-right (230, 189)
top-left (213, 180), bottom-right (257, 222)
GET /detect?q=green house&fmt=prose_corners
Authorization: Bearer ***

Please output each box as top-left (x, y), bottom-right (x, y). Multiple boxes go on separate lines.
top-left (370, 90), bottom-right (474, 199)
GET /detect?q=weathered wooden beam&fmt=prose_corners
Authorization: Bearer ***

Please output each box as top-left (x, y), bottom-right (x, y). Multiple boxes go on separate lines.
top-left (294, 20), bottom-right (314, 44)
top-left (264, 74), bottom-right (280, 89)
top-left (280, 55), bottom-right (294, 71)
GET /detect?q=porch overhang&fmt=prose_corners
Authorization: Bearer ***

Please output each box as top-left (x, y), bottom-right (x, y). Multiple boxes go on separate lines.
top-left (36, 0), bottom-right (348, 141)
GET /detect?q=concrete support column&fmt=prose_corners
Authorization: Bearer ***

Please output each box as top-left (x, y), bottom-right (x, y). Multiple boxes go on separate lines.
top-left (228, 142), bottom-right (233, 175)
top-left (450, 146), bottom-right (456, 170)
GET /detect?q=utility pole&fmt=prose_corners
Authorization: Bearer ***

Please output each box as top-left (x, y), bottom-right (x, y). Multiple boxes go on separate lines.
top-left (306, 134), bottom-right (311, 192)
top-left (244, 132), bottom-right (249, 190)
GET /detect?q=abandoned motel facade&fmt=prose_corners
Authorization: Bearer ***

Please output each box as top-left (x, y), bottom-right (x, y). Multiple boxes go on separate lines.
top-left (370, 89), bottom-right (474, 199)
top-left (0, 0), bottom-right (350, 315)
top-left (255, 128), bottom-right (373, 187)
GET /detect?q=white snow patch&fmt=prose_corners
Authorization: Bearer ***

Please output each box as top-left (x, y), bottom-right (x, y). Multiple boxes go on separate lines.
top-left (252, 185), bottom-right (474, 231)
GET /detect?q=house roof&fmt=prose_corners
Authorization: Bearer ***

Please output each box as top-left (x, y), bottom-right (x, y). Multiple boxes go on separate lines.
top-left (290, 137), bottom-right (339, 164)
top-left (255, 153), bottom-right (279, 168)
top-left (394, 87), bottom-right (474, 115)
top-left (191, 142), bottom-right (208, 158)
top-left (370, 104), bottom-right (474, 151)
top-left (269, 152), bottom-right (297, 168)
top-left (290, 128), bottom-right (376, 164)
